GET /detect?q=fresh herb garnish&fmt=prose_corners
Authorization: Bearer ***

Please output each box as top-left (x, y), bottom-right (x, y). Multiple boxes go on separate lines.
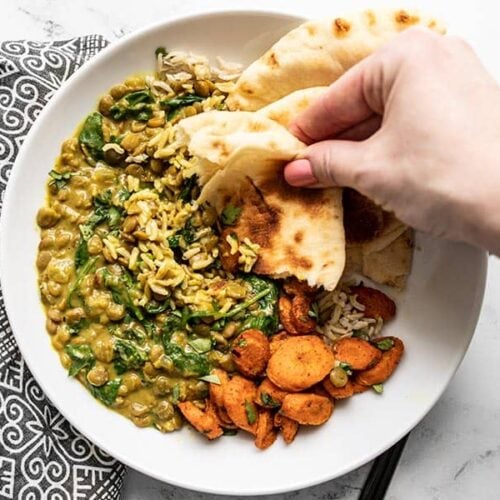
top-left (339, 362), bottom-right (353, 376)
top-left (65, 344), bottom-right (95, 377)
top-left (179, 174), bottom-right (199, 202)
top-left (167, 235), bottom-right (180, 248)
top-left (160, 94), bottom-right (205, 120)
top-left (374, 338), bottom-right (394, 351)
top-left (113, 338), bottom-right (148, 374)
top-left (260, 392), bottom-right (281, 409)
top-left (372, 383), bottom-right (384, 394)
top-left (221, 204), bottom-right (242, 226)
top-left (79, 112), bottom-right (105, 161)
top-left (48, 170), bottom-right (75, 191)
top-left (110, 90), bottom-right (155, 122)
top-left (90, 378), bottom-right (121, 406)
top-left (244, 400), bottom-right (257, 425)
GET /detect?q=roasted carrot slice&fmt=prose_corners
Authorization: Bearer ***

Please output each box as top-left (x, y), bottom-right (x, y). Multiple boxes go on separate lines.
top-left (267, 335), bottom-right (335, 392)
top-left (269, 331), bottom-right (289, 355)
top-left (177, 401), bottom-right (223, 440)
top-left (351, 380), bottom-right (370, 395)
top-left (351, 285), bottom-right (396, 321)
top-left (354, 337), bottom-right (404, 386)
top-left (322, 378), bottom-right (355, 400)
top-left (209, 368), bottom-right (229, 409)
top-left (291, 295), bottom-right (316, 334)
top-left (256, 378), bottom-right (287, 408)
top-left (219, 229), bottom-right (240, 274)
top-left (231, 329), bottom-right (270, 378)
top-left (222, 375), bottom-right (259, 434)
top-left (280, 393), bottom-right (334, 426)
top-left (274, 413), bottom-right (299, 444)
top-left (333, 337), bottom-right (382, 370)
top-left (279, 296), bottom-right (300, 335)
top-left (254, 410), bottom-right (278, 450)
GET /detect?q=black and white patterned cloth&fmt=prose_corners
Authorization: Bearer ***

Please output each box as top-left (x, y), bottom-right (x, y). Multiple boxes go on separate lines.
top-left (0, 36), bottom-right (126, 500)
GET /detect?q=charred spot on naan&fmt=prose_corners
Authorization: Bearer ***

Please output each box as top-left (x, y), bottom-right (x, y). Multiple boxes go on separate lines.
top-left (394, 9), bottom-right (420, 28)
top-left (332, 18), bottom-right (352, 37)
top-left (233, 179), bottom-right (281, 249)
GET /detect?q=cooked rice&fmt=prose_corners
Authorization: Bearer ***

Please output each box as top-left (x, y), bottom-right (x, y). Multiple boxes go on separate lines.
top-left (316, 287), bottom-right (383, 342)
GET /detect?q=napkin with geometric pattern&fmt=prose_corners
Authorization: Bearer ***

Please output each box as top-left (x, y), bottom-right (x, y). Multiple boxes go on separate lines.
top-left (0, 35), bottom-right (126, 500)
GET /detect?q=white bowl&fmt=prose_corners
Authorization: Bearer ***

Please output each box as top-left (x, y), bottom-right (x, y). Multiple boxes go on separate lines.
top-left (0, 10), bottom-right (488, 496)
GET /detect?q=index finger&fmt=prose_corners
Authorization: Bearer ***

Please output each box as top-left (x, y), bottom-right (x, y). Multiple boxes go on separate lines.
top-left (289, 57), bottom-right (377, 144)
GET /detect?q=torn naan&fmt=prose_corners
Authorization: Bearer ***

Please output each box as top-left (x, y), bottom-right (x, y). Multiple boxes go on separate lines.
top-left (227, 8), bottom-right (444, 111)
top-left (177, 110), bottom-right (345, 290)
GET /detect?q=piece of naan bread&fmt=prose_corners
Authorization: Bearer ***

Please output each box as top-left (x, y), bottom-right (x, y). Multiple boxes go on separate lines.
top-left (344, 215), bottom-right (414, 289)
top-left (227, 8), bottom-right (444, 111)
top-left (177, 110), bottom-right (345, 290)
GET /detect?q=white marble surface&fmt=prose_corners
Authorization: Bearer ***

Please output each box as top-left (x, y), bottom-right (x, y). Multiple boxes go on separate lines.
top-left (3, 0), bottom-right (500, 498)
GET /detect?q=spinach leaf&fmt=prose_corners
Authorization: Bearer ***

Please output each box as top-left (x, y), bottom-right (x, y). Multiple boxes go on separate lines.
top-left (48, 170), bottom-right (74, 191)
top-left (102, 268), bottom-right (144, 321)
top-left (160, 94), bottom-right (204, 120)
top-left (179, 219), bottom-right (196, 244)
top-left (91, 378), bottom-right (121, 406)
top-left (144, 300), bottom-right (170, 315)
top-left (188, 337), bottom-right (212, 354)
top-left (162, 338), bottom-right (210, 377)
top-left (65, 344), bottom-right (95, 377)
top-left (74, 238), bottom-right (89, 269)
top-left (79, 191), bottom-right (123, 240)
top-left (79, 112), bottom-right (104, 161)
top-left (179, 174), bottom-right (199, 202)
top-left (113, 338), bottom-right (148, 374)
top-left (239, 275), bottom-right (279, 335)
top-left (68, 318), bottom-right (90, 337)
top-left (67, 257), bottom-right (99, 307)
top-left (221, 204), bottom-right (242, 226)
top-left (122, 327), bottom-right (146, 344)
top-left (110, 90), bottom-right (155, 122)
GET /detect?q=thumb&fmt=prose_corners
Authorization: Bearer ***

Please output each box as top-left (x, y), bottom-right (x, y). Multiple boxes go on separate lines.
top-left (284, 139), bottom-right (371, 188)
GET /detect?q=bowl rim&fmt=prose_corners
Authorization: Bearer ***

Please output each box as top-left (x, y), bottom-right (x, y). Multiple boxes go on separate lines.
top-left (0, 7), bottom-right (489, 496)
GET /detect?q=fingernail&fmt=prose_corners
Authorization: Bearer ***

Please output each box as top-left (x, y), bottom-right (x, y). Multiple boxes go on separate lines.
top-left (284, 159), bottom-right (318, 187)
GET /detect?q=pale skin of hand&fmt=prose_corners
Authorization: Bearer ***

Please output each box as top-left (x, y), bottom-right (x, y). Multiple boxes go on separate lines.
top-left (284, 27), bottom-right (500, 254)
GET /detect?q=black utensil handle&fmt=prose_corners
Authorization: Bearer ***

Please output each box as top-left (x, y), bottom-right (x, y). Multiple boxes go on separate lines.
top-left (358, 433), bottom-right (410, 500)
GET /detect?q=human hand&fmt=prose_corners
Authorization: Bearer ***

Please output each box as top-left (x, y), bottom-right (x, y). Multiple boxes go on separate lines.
top-left (284, 27), bottom-right (500, 254)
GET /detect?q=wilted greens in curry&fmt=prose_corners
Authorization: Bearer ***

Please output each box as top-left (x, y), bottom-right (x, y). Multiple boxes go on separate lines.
top-left (35, 49), bottom-right (278, 433)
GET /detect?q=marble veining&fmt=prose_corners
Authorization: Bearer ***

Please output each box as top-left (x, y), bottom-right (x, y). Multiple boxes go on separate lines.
top-left (2, 1), bottom-right (500, 498)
